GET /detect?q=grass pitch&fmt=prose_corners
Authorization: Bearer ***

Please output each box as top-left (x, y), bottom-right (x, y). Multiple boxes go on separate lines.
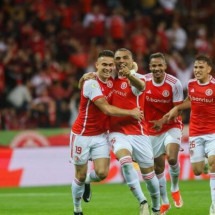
top-left (0, 180), bottom-right (210, 215)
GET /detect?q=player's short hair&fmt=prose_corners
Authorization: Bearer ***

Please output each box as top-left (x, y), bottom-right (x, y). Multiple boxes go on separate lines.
top-left (115, 48), bottom-right (133, 59)
top-left (98, 50), bottom-right (114, 58)
top-left (149, 52), bottom-right (166, 63)
top-left (195, 55), bottom-right (213, 68)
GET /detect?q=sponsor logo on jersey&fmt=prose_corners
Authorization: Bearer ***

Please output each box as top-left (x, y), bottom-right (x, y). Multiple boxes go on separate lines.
top-left (190, 96), bottom-right (214, 103)
top-left (190, 88), bottom-right (194, 92)
top-left (113, 89), bottom-right (127, 97)
top-left (205, 89), bottom-right (213, 96)
top-left (146, 90), bottom-right (151, 94)
top-left (145, 96), bottom-right (171, 103)
top-left (162, 90), bottom-right (170, 97)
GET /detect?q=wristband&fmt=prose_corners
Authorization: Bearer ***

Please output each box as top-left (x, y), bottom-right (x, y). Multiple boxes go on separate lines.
top-left (130, 69), bottom-right (136, 75)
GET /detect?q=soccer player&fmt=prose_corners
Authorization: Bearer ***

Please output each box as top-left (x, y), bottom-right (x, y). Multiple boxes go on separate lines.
top-left (70, 50), bottom-right (143, 215)
top-left (165, 55), bottom-right (215, 215)
top-left (143, 52), bottom-right (184, 214)
top-left (109, 48), bottom-right (160, 215)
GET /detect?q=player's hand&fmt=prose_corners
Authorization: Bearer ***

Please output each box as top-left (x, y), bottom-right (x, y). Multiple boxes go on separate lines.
top-left (119, 64), bottom-right (131, 77)
top-left (149, 118), bottom-right (164, 131)
top-left (165, 106), bottom-right (179, 122)
top-left (78, 72), bottom-right (96, 89)
top-left (132, 62), bottom-right (138, 72)
top-left (83, 72), bottom-right (96, 81)
top-left (130, 107), bottom-right (144, 121)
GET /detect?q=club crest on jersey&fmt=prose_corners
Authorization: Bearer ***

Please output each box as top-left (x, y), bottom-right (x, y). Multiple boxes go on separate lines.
top-left (162, 90), bottom-right (169, 97)
top-left (205, 89), bottom-right (213, 96)
top-left (107, 80), bottom-right (113, 88)
top-left (121, 82), bottom-right (127, 89)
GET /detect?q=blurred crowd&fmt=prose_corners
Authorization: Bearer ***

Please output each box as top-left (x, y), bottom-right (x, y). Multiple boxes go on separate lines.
top-left (0, 0), bottom-right (215, 130)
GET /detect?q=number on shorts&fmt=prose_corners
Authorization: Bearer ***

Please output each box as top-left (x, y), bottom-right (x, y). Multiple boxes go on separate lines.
top-left (75, 146), bottom-right (82, 154)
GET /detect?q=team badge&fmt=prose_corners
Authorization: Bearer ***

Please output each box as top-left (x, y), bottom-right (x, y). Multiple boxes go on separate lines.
top-left (107, 80), bottom-right (113, 88)
top-left (205, 89), bottom-right (213, 96)
top-left (162, 90), bottom-right (169, 97)
top-left (121, 82), bottom-right (127, 89)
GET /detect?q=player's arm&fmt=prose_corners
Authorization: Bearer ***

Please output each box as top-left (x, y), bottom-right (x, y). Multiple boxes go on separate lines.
top-left (119, 65), bottom-right (145, 91)
top-left (78, 72), bottom-right (96, 89)
top-left (127, 73), bottom-right (145, 91)
top-left (149, 117), bottom-right (168, 131)
top-left (165, 97), bottom-right (191, 122)
top-left (94, 97), bottom-right (143, 120)
top-left (150, 98), bottom-right (191, 130)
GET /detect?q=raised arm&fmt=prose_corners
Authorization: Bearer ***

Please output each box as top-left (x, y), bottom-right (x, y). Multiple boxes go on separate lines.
top-left (119, 65), bottom-right (145, 91)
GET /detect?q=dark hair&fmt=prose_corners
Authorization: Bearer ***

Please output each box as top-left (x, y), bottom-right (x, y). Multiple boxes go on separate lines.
top-left (98, 50), bottom-right (114, 58)
top-left (195, 55), bottom-right (213, 68)
top-left (115, 48), bottom-right (133, 59)
top-left (149, 52), bottom-right (166, 63)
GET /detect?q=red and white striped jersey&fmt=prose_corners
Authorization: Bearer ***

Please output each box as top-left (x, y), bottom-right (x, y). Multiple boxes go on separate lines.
top-left (72, 77), bottom-right (114, 136)
top-left (143, 73), bottom-right (183, 135)
top-left (188, 76), bottom-right (215, 136)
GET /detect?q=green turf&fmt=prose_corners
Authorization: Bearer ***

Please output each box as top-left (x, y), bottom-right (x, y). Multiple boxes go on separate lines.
top-left (0, 180), bottom-right (210, 215)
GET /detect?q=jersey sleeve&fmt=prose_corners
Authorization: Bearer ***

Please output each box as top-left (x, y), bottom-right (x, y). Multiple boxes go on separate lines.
top-left (83, 79), bottom-right (104, 101)
top-left (173, 79), bottom-right (184, 103)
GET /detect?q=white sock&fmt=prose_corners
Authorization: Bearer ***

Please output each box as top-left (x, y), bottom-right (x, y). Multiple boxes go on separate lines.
top-left (210, 173), bottom-right (215, 203)
top-left (157, 172), bottom-right (169, 204)
top-left (120, 156), bottom-right (147, 204)
top-left (142, 171), bottom-right (160, 211)
top-left (169, 162), bottom-right (180, 192)
top-left (72, 178), bottom-right (84, 212)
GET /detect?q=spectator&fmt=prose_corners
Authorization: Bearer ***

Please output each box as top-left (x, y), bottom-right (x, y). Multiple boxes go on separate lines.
top-left (6, 79), bottom-right (32, 113)
top-left (166, 21), bottom-right (187, 52)
top-left (83, 4), bottom-right (106, 44)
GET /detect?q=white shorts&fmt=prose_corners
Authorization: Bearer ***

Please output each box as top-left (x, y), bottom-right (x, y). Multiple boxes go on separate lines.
top-left (70, 132), bottom-right (110, 165)
top-left (109, 132), bottom-right (154, 168)
top-left (189, 134), bottom-right (215, 163)
top-left (149, 128), bottom-right (182, 158)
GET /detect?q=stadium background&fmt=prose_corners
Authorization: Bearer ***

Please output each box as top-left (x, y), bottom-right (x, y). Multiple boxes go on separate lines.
top-left (0, 0), bottom-right (214, 187)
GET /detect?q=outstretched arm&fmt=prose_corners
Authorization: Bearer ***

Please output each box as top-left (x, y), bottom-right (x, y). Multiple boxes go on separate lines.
top-left (150, 97), bottom-right (191, 131)
top-left (94, 97), bottom-right (144, 120)
top-left (165, 97), bottom-right (191, 122)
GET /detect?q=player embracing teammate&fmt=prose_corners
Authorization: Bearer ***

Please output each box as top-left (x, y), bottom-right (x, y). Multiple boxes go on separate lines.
top-left (70, 50), bottom-right (215, 215)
